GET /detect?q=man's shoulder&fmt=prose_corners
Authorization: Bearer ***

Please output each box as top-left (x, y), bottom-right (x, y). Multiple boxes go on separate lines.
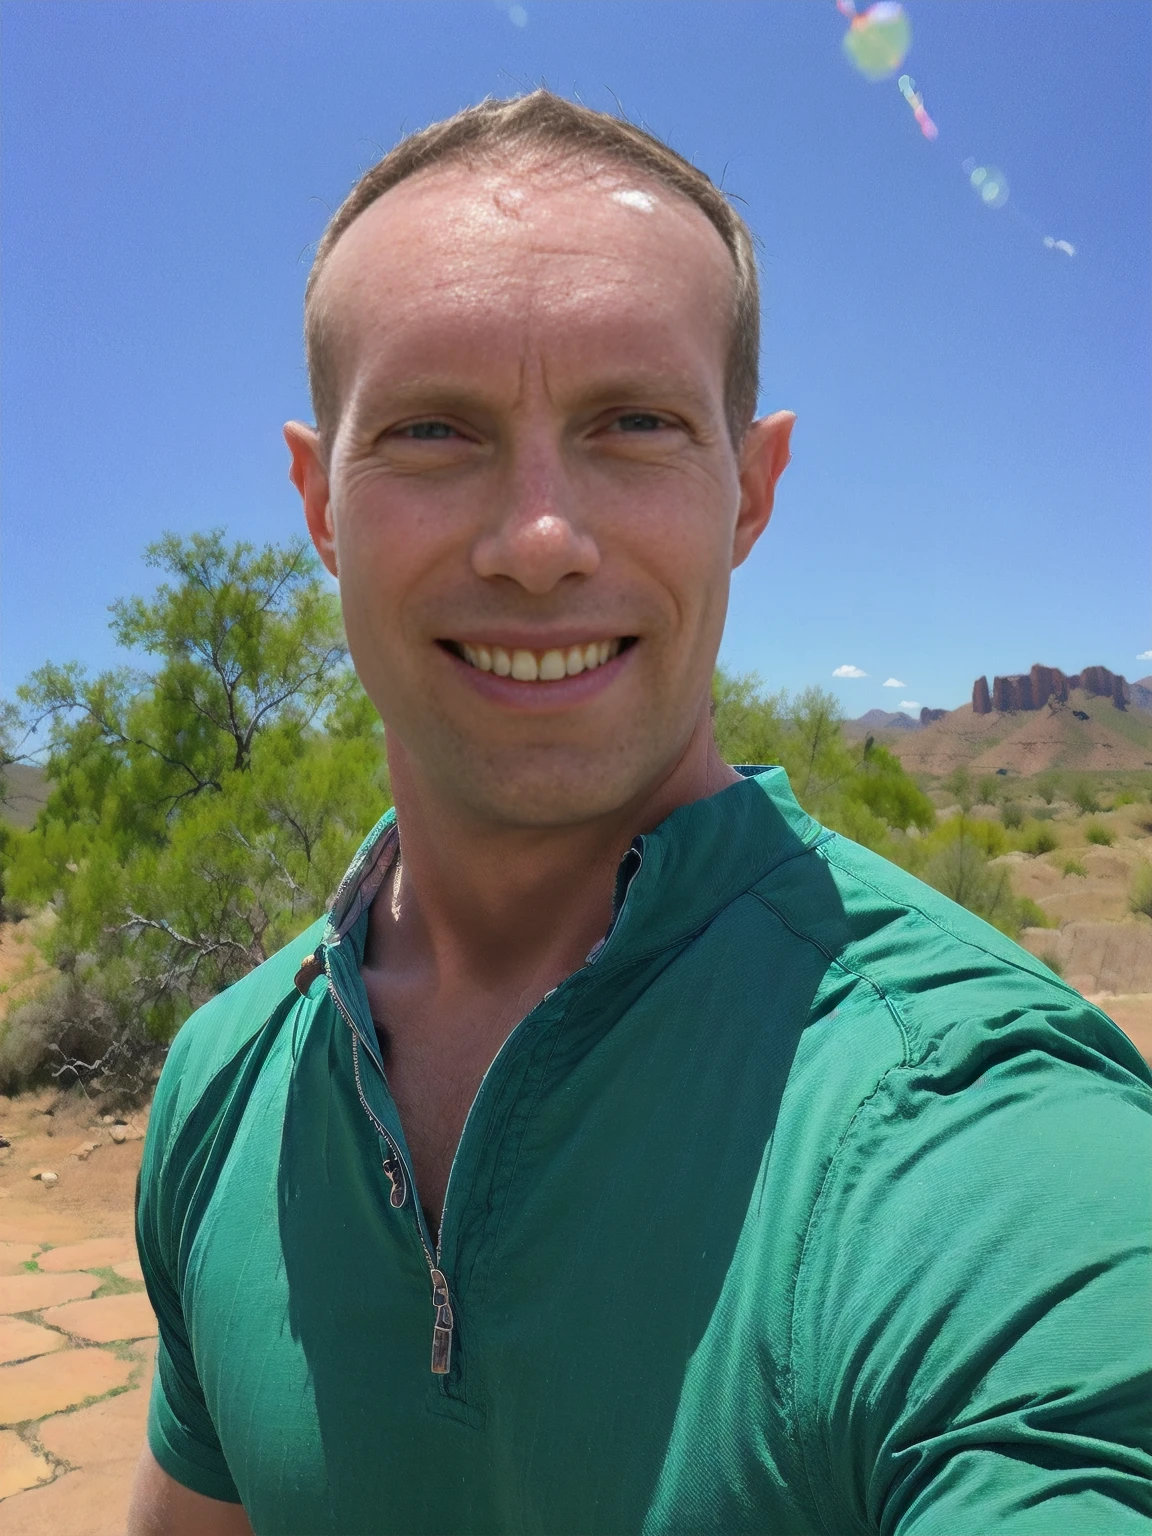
top-left (149, 913), bottom-right (328, 1147)
top-left (750, 826), bottom-right (1151, 1086)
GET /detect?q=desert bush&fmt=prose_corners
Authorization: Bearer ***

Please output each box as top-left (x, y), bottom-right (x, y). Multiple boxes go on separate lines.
top-left (1000, 800), bottom-right (1024, 830)
top-left (1130, 863), bottom-right (1152, 920)
top-left (0, 968), bottom-right (162, 1102)
top-left (1071, 778), bottom-right (1100, 815)
top-left (1062, 858), bottom-right (1087, 877)
top-left (916, 817), bottom-right (1042, 937)
top-left (942, 766), bottom-right (974, 813)
top-left (1112, 790), bottom-right (1138, 807)
top-left (976, 775), bottom-right (1000, 806)
top-left (1034, 773), bottom-right (1059, 805)
top-left (1032, 806), bottom-right (1056, 821)
top-left (1084, 822), bottom-right (1114, 847)
top-left (1019, 823), bottom-right (1058, 855)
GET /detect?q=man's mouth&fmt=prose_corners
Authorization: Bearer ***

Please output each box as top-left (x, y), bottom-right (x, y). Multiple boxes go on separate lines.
top-left (440, 637), bottom-right (636, 682)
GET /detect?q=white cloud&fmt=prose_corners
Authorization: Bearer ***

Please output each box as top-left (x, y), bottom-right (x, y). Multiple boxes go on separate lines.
top-left (1138, 650), bottom-right (1152, 661)
top-left (493, 0), bottom-right (528, 23)
top-left (832, 664), bottom-right (867, 679)
top-left (900, 701), bottom-right (920, 711)
top-left (882, 677), bottom-right (906, 688)
top-left (1043, 236), bottom-right (1076, 257)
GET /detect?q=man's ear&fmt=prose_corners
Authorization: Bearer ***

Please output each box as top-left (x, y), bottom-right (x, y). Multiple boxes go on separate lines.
top-left (283, 422), bottom-right (338, 578)
top-left (731, 410), bottom-right (795, 570)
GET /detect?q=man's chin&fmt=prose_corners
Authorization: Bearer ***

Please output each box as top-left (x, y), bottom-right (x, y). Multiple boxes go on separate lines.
top-left (422, 742), bottom-right (666, 833)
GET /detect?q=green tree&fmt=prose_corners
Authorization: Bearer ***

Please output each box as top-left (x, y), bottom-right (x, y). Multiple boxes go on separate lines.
top-left (711, 671), bottom-right (934, 851)
top-left (2, 532), bottom-right (388, 1087)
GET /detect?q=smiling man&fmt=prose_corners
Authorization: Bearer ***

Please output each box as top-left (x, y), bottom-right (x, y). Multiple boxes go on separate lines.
top-left (129, 94), bottom-right (1152, 1536)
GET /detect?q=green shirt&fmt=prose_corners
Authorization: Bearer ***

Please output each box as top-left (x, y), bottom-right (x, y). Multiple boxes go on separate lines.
top-left (137, 769), bottom-right (1152, 1535)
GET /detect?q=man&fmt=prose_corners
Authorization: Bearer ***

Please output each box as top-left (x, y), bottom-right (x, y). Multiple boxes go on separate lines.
top-left (128, 92), bottom-right (1152, 1535)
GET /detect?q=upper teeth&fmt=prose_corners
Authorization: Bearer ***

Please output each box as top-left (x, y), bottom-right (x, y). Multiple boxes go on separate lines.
top-left (459, 639), bottom-right (621, 681)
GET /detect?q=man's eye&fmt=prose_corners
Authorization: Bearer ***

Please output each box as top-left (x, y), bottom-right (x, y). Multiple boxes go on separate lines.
top-left (613, 413), bottom-right (667, 433)
top-left (399, 421), bottom-right (459, 440)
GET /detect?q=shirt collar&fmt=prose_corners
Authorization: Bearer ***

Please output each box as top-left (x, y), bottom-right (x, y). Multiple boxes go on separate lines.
top-left (323, 768), bottom-right (828, 965)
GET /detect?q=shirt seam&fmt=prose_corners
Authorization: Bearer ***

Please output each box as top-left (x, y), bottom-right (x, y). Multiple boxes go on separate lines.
top-left (789, 1062), bottom-right (906, 1536)
top-left (816, 836), bottom-right (1095, 1011)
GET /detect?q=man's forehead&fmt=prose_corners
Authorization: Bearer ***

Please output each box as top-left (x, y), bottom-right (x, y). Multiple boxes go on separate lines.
top-left (315, 159), bottom-right (735, 354)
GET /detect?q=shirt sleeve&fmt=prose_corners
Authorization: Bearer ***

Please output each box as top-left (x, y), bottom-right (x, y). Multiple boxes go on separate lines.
top-left (136, 1105), bottom-right (243, 1504)
top-left (790, 1021), bottom-right (1152, 1536)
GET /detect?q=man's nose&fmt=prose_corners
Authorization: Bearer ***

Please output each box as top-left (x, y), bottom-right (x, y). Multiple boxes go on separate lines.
top-left (471, 443), bottom-right (600, 594)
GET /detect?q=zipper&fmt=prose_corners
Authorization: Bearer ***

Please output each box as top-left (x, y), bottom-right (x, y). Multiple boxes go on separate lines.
top-left (320, 837), bottom-right (647, 1380)
top-left (324, 955), bottom-right (455, 1374)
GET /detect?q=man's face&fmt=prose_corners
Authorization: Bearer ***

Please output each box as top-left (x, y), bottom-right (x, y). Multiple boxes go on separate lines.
top-left (291, 161), bottom-right (788, 828)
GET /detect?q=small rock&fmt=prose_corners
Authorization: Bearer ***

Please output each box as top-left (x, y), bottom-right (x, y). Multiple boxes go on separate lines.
top-left (110, 1126), bottom-right (127, 1144)
top-left (113, 1117), bottom-right (128, 1126)
top-left (0, 1135), bottom-right (10, 1149)
top-left (40, 1171), bottom-right (59, 1187)
top-left (101, 1115), bottom-right (114, 1125)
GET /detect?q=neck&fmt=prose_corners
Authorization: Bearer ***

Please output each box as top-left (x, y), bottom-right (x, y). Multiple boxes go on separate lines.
top-left (370, 706), bottom-right (741, 1001)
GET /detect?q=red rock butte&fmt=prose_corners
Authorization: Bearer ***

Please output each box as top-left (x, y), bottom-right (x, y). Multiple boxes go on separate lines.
top-left (972, 664), bottom-right (1130, 715)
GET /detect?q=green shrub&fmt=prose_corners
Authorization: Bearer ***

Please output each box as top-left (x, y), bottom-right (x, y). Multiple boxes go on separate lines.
top-left (917, 818), bottom-right (1036, 937)
top-left (1019, 824), bottom-right (1058, 856)
top-left (1016, 897), bottom-right (1052, 929)
top-left (1130, 863), bottom-right (1152, 920)
top-left (976, 775), bottom-right (1000, 806)
top-left (1000, 800), bottom-right (1024, 830)
top-left (1084, 822), bottom-right (1114, 847)
top-left (1061, 858), bottom-right (1087, 877)
top-left (1113, 790), bottom-right (1137, 807)
top-left (1072, 779), bottom-right (1100, 815)
top-left (1034, 773), bottom-right (1058, 805)
top-left (943, 766), bottom-right (974, 813)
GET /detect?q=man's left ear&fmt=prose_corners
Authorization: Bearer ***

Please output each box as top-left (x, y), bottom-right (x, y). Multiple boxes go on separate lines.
top-left (732, 410), bottom-right (795, 569)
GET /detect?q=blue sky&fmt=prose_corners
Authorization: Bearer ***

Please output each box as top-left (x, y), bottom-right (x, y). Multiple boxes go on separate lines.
top-left (2, 0), bottom-right (1149, 717)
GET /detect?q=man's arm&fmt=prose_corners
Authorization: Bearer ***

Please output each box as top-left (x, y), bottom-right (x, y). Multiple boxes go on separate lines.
top-left (791, 1025), bottom-right (1152, 1534)
top-left (127, 1447), bottom-right (254, 1536)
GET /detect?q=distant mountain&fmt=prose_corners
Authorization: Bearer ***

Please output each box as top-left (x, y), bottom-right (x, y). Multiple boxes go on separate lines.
top-left (845, 709), bottom-right (922, 736)
top-left (886, 689), bottom-right (1152, 777)
top-left (1131, 676), bottom-right (1152, 713)
top-left (972, 663), bottom-right (1137, 715)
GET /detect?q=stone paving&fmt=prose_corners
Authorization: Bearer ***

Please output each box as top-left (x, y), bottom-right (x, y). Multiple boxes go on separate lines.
top-left (0, 1101), bottom-right (156, 1535)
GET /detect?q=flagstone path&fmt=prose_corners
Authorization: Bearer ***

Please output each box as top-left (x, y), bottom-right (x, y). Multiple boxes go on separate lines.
top-left (0, 1092), bottom-right (154, 1535)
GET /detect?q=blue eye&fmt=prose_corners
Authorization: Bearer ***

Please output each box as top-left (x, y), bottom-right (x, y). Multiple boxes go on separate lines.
top-left (402, 421), bottom-right (457, 439)
top-left (615, 413), bottom-right (665, 432)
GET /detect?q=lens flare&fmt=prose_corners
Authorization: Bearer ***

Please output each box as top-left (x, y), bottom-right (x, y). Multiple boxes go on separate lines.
top-left (897, 74), bottom-right (938, 140)
top-left (842, 2), bottom-right (911, 82)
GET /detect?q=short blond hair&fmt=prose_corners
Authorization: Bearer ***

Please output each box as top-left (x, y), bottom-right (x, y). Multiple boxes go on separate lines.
top-left (304, 90), bottom-right (760, 446)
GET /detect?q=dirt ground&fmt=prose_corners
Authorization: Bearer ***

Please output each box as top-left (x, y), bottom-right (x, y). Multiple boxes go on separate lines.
top-left (0, 1088), bottom-right (153, 1535)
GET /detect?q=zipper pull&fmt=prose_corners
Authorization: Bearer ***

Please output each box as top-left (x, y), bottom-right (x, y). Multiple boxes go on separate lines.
top-left (293, 946), bottom-right (326, 995)
top-left (429, 1267), bottom-right (454, 1375)
top-left (381, 1153), bottom-right (407, 1208)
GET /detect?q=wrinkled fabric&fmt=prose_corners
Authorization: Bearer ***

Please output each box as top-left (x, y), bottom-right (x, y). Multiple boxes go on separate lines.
top-left (137, 769), bottom-right (1152, 1535)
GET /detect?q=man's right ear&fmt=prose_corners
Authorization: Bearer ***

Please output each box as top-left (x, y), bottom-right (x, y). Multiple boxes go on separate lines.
top-left (283, 422), bottom-right (338, 579)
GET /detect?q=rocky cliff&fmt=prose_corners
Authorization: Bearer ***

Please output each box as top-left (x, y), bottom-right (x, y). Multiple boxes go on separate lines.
top-left (972, 663), bottom-right (1131, 715)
